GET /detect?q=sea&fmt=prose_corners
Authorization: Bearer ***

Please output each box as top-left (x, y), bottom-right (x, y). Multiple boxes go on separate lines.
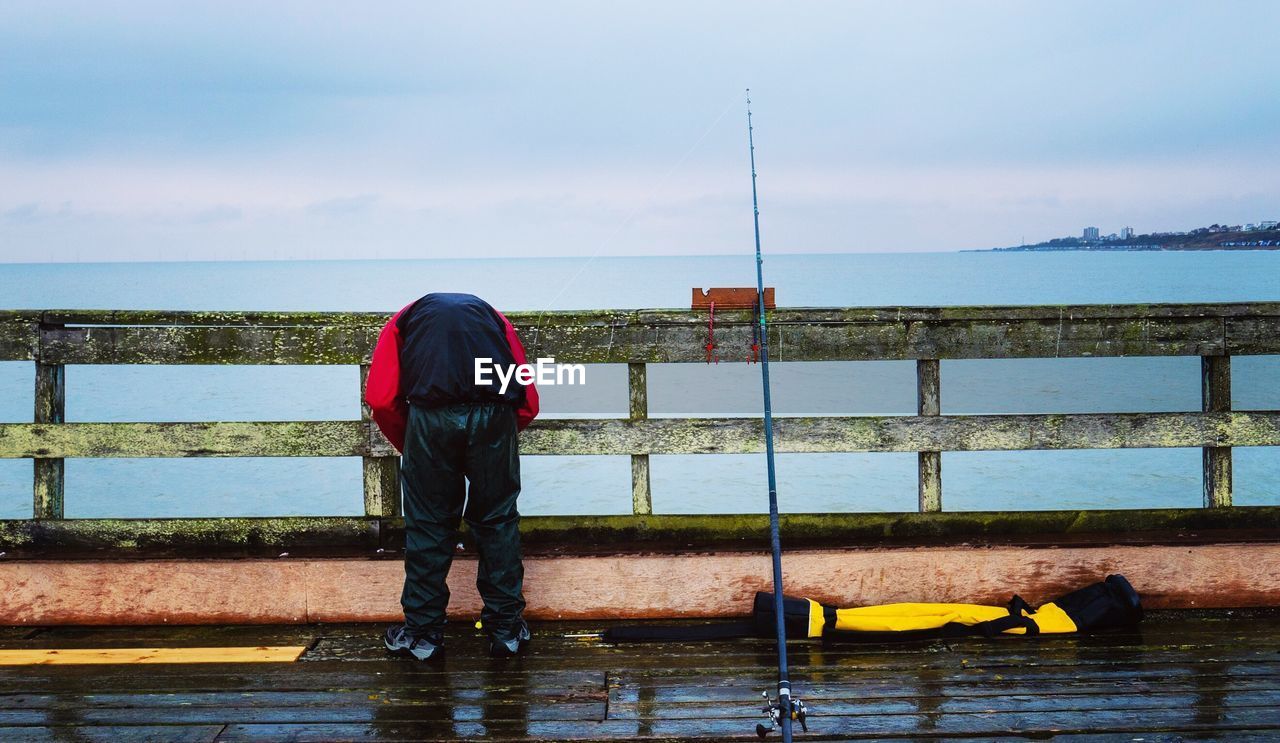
top-left (1, 251), bottom-right (1278, 519)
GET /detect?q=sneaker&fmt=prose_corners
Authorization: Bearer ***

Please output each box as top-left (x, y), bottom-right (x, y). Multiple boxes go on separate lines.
top-left (383, 624), bottom-right (444, 661)
top-left (488, 619), bottom-right (531, 658)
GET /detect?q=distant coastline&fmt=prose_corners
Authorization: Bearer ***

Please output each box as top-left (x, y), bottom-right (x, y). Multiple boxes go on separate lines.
top-left (977, 223), bottom-right (1280, 252)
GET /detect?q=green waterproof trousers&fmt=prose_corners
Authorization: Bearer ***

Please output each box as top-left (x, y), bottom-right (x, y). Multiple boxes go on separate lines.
top-left (400, 402), bottom-right (526, 638)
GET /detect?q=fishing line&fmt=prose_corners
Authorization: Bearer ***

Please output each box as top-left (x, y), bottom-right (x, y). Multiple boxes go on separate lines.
top-left (535, 93), bottom-right (740, 320)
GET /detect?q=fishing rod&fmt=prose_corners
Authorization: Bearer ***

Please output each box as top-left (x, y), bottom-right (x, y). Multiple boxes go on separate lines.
top-left (559, 91), bottom-right (807, 737)
top-left (747, 89), bottom-right (807, 742)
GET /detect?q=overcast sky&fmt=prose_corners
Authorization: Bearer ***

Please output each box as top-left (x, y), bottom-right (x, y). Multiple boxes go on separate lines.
top-left (1, 1), bottom-right (1278, 262)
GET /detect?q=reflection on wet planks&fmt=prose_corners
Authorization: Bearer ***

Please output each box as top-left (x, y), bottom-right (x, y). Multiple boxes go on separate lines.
top-left (0, 612), bottom-right (1273, 741)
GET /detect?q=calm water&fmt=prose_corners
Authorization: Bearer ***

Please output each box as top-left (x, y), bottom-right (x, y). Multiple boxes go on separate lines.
top-left (1, 251), bottom-right (1278, 518)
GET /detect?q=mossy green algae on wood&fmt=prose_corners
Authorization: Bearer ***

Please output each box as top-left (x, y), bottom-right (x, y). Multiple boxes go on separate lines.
top-left (3, 508), bottom-right (1279, 557)
top-left (2, 412), bottom-right (1279, 459)
top-left (10, 303), bottom-right (1280, 364)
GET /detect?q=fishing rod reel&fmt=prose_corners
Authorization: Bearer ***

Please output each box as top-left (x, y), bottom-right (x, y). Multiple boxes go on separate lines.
top-left (756, 690), bottom-right (808, 739)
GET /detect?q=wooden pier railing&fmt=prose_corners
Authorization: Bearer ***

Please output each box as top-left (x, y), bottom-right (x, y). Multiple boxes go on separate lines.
top-left (1, 303), bottom-right (1279, 557)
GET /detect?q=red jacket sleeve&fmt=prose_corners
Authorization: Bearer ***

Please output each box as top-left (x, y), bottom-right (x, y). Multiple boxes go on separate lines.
top-left (498, 311), bottom-right (539, 431)
top-left (365, 305), bottom-right (411, 453)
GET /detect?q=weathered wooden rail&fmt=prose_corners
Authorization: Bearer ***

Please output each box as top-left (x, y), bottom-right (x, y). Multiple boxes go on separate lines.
top-left (1, 303), bottom-right (1279, 558)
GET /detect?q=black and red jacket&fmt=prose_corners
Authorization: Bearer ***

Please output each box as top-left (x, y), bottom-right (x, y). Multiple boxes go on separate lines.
top-left (365, 293), bottom-right (539, 452)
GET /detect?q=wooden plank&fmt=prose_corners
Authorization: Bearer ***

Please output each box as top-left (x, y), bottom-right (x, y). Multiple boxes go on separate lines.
top-left (0, 623), bottom-right (325, 650)
top-left (0, 679), bottom-right (608, 708)
top-left (520, 411), bottom-right (1280, 455)
top-left (5, 653), bottom-right (1274, 698)
top-left (605, 647), bottom-right (1280, 680)
top-left (33, 360), bottom-right (64, 519)
top-left (0, 726), bottom-right (222, 742)
top-left (998, 735), bottom-right (1280, 742)
top-left (21, 303), bottom-right (1279, 365)
top-left (0, 516), bottom-right (380, 558)
top-left (15, 302), bottom-right (1280, 326)
top-left (903, 315), bottom-right (1224, 360)
top-left (359, 365), bottom-right (400, 518)
top-left (0, 666), bottom-right (609, 696)
top-left (0, 665), bottom-right (609, 694)
top-left (8, 411), bottom-right (1276, 460)
top-left (434, 504), bottom-right (1280, 551)
top-left (3, 696), bottom-right (1259, 728)
top-left (628, 363), bottom-right (652, 515)
top-left (40, 325), bottom-right (378, 365)
top-left (922, 302), bottom-right (1280, 320)
top-left (916, 359), bottom-right (941, 513)
top-left (0, 644), bottom-right (1274, 693)
top-left (2, 542), bottom-right (1277, 625)
top-left (0, 311), bottom-right (46, 323)
top-left (606, 689), bottom-right (1280, 719)
top-left (34, 309), bottom-right (386, 327)
top-left (629, 455), bottom-right (652, 516)
top-left (211, 707), bottom-right (1280, 741)
top-left (522, 306), bottom-right (1249, 362)
top-left (0, 703), bottom-right (604, 726)
top-left (32, 363), bottom-right (64, 428)
top-left (4, 507), bottom-right (1280, 559)
top-left (609, 676), bottom-right (1280, 706)
top-left (1227, 316), bottom-right (1280, 355)
top-left (296, 613), bottom-right (1280, 661)
top-left (0, 646), bottom-right (305, 665)
top-left (7, 676), bottom-right (1274, 711)
top-left (916, 360), bottom-right (940, 417)
top-left (519, 313), bottom-right (1228, 363)
top-left (361, 458), bottom-right (400, 517)
top-left (918, 451), bottom-right (942, 512)
top-left (0, 421), bottom-right (377, 458)
top-left (20, 673), bottom-right (1273, 718)
top-left (1202, 355), bottom-right (1233, 508)
top-left (0, 321), bottom-right (35, 361)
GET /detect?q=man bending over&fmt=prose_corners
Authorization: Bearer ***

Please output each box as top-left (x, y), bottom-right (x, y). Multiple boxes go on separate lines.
top-left (365, 292), bottom-right (539, 660)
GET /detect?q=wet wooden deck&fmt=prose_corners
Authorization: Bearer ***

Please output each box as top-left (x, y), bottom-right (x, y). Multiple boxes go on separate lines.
top-left (1, 611), bottom-right (1277, 741)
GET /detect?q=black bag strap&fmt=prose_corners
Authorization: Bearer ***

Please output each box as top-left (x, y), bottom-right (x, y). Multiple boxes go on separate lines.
top-left (970, 595), bottom-right (1040, 638)
top-left (1008, 594), bottom-right (1034, 616)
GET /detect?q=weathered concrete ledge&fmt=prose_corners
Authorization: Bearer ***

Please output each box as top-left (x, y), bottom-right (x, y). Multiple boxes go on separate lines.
top-left (2, 542), bottom-right (1277, 625)
top-left (3, 507), bottom-right (1279, 558)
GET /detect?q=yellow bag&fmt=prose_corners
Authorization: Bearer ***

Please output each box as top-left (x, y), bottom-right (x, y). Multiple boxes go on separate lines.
top-left (604, 575), bottom-right (1140, 643)
top-left (755, 575), bottom-right (1140, 641)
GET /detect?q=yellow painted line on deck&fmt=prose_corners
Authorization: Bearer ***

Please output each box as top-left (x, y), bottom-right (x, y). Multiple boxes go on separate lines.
top-left (0, 646), bottom-right (307, 665)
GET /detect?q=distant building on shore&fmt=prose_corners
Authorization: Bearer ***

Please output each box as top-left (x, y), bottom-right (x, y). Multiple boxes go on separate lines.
top-left (995, 219), bottom-right (1279, 252)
